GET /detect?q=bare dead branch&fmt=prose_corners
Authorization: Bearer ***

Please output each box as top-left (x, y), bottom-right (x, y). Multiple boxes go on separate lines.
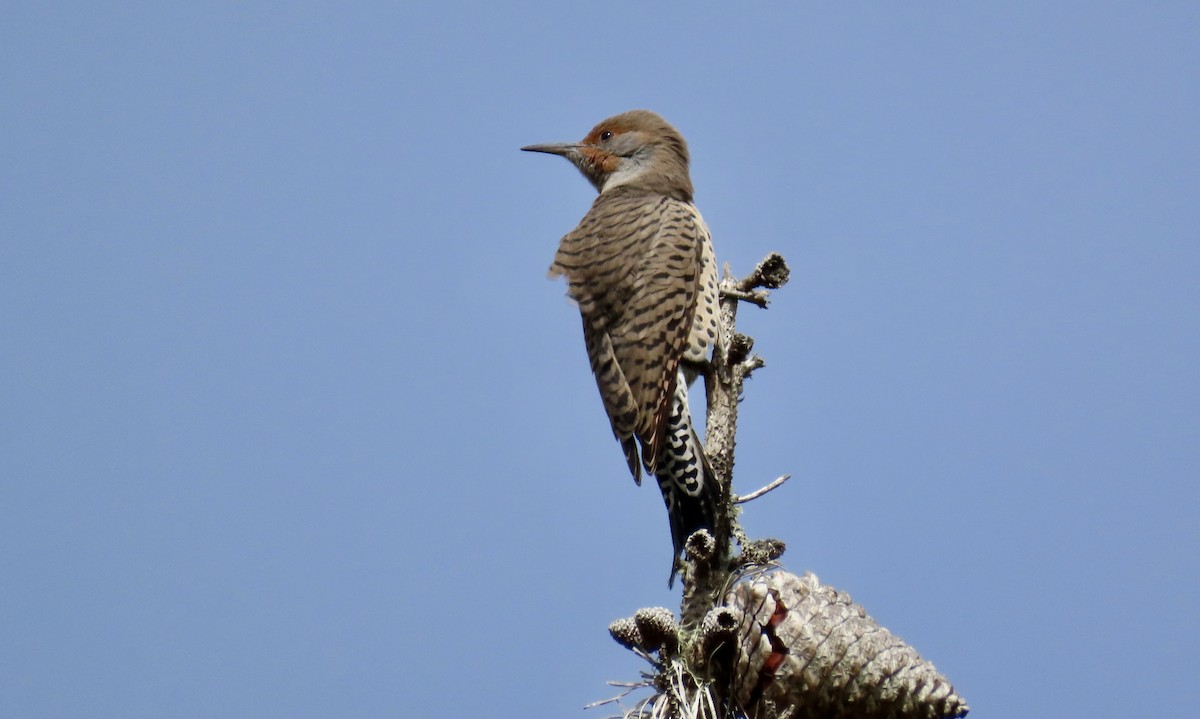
top-left (737, 252), bottom-right (791, 291)
top-left (734, 474), bottom-right (792, 504)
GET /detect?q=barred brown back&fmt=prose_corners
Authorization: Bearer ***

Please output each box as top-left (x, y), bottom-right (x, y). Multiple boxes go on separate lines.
top-left (549, 186), bottom-right (710, 474)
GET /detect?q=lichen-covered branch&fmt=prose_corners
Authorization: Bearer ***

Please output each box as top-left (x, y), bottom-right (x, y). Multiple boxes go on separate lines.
top-left (680, 253), bottom-right (791, 630)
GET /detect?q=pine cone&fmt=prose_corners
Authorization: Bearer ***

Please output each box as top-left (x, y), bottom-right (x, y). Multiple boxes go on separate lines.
top-left (726, 571), bottom-right (968, 719)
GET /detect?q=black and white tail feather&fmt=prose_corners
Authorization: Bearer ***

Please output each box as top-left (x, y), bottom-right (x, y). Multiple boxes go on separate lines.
top-left (655, 366), bottom-right (717, 586)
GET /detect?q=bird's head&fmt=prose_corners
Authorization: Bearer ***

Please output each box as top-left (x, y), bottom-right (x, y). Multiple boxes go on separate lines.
top-left (522, 109), bottom-right (693, 202)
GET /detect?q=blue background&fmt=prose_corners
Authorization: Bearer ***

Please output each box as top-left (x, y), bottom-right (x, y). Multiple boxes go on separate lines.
top-left (3, 3), bottom-right (1197, 717)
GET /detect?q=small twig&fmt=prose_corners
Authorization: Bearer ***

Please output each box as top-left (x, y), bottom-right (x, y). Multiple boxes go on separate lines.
top-left (718, 286), bottom-right (771, 308)
top-left (586, 684), bottom-right (643, 709)
top-left (734, 474), bottom-right (792, 504)
top-left (740, 355), bottom-right (765, 377)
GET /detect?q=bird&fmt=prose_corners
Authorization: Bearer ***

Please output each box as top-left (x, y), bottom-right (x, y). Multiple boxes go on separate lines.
top-left (522, 110), bottom-right (720, 580)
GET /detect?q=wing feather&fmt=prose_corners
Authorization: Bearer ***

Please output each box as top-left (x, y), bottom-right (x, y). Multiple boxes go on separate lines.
top-left (550, 188), bottom-right (707, 474)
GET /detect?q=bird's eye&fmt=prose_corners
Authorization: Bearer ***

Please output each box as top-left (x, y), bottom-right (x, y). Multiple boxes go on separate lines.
top-left (600, 130), bottom-right (613, 142)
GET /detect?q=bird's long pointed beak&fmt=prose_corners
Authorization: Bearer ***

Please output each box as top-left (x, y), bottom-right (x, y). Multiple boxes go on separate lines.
top-left (520, 142), bottom-right (580, 156)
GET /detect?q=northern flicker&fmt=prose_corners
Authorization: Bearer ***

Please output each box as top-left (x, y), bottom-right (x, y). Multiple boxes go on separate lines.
top-left (523, 110), bottom-right (720, 577)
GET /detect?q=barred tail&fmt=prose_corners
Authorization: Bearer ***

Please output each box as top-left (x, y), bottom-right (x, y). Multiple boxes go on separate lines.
top-left (655, 370), bottom-right (718, 585)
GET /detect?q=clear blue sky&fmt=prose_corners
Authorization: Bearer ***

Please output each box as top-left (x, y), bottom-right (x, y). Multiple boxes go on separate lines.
top-left (3, 3), bottom-right (1197, 717)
